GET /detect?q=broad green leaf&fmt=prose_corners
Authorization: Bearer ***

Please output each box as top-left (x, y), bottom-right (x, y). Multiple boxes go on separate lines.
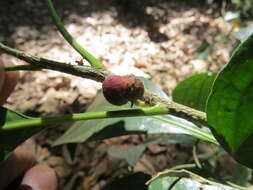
top-left (108, 145), bottom-right (146, 167)
top-left (54, 78), bottom-right (216, 146)
top-left (172, 73), bottom-right (216, 111)
top-left (148, 169), bottom-right (238, 190)
top-left (143, 135), bottom-right (195, 145)
top-left (207, 33), bottom-right (253, 168)
top-left (0, 107), bottom-right (43, 161)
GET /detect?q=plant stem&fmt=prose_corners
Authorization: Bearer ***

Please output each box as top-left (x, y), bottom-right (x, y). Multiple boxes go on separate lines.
top-left (144, 90), bottom-right (207, 127)
top-left (45, 0), bottom-right (105, 69)
top-left (2, 105), bottom-right (216, 144)
top-left (2, 106), bottom-right (169, 131)
top-left (0, 42), bottom-right (108, 82)
top-left (4, 64), bottom-right (41, 72)
top-left (0, 42), bottom-right (208, 128)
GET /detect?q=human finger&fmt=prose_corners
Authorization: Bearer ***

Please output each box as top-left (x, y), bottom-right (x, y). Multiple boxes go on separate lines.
top-left (0, 146), bottom-right (36, 190)
top-left (0, 58), bottom-right (20, 105)
top-left (0, 60), bottom-right (5, 90)
top-left (19, 165), bottom-right (58, 190)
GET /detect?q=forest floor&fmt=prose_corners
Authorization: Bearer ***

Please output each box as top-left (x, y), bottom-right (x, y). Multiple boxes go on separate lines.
top-left (0, 0), bottom-right (243, 189)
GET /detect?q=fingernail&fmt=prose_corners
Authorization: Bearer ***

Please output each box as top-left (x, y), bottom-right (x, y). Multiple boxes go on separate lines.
top-left (19, 184), bottom-right (34, 190)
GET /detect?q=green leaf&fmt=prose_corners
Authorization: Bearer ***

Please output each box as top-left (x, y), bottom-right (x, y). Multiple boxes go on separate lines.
top-left (0, 107), bottom-right (43, 161)
top-left (54, 78), bottom-right (217, 146)
top-left (143, 135), bottom-right (195, 145)
top-left (153, 116), bottom-right (217, 144)
top-left (148, 176), bottom-right (238, 190)
top-left (147, 169), bottom-right (238, 190)
top-left (172, 72), bottom-right (217, 111)
top-left (207, 33), bottom-right (253, 168)
top-left (108, 145), bottom-right (146, 167)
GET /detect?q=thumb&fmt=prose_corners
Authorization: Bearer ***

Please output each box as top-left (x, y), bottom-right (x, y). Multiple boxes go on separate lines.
top-left (0, 58), bottom-right (20, 105)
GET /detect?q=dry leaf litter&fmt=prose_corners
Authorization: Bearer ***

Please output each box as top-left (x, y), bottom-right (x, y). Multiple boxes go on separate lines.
top-left (0, 0), bottom-right (240, 189)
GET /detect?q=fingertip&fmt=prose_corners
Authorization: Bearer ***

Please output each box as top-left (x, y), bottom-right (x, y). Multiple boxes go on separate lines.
top-left (20, 165), bottom-right (58, 190)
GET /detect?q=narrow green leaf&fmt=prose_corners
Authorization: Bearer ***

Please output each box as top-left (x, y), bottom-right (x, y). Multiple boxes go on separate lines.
top-left (45, 0), bottom-right (105, 69)
top-left (0, 107), bottom-right (43, 161)
top-left (207, 33), bottom-right (253, 168)
top-left (172, 72), bottom-right (216, 112)
top-left (142, 135), bottom-right (195, 145)
top-left (153, 116), bottom-right (217, 144)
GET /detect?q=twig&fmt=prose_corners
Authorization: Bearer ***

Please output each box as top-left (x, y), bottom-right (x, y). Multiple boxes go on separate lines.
top-left (4, 64), bottom-right (41, 72)
top-left (0, 42), bottom-right (208, 128)
top-left (143, 90), bottom-right (208, 127)
top-left (193, 140), bottom-right (202, 168)
top-left (0, 42), bottom-right (109, 82)
top-left (45, 0), bottom-right (105, 69)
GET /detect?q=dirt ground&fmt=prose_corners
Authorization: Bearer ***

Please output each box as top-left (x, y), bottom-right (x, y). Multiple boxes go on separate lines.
top-left (0, 0), bottom-right (240, 189)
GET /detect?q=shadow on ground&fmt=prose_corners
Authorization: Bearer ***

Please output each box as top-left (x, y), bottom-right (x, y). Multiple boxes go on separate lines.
top-left (0, 0), bottom-right (217, 46)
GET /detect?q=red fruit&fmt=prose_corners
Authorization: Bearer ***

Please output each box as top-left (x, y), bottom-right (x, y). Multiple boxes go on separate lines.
top-left (124, 75), bottom-right (144, 102)
top-left (102, 75), bottom-right (129, 105)
top-left (102, 75), bottom-right (144, 106)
